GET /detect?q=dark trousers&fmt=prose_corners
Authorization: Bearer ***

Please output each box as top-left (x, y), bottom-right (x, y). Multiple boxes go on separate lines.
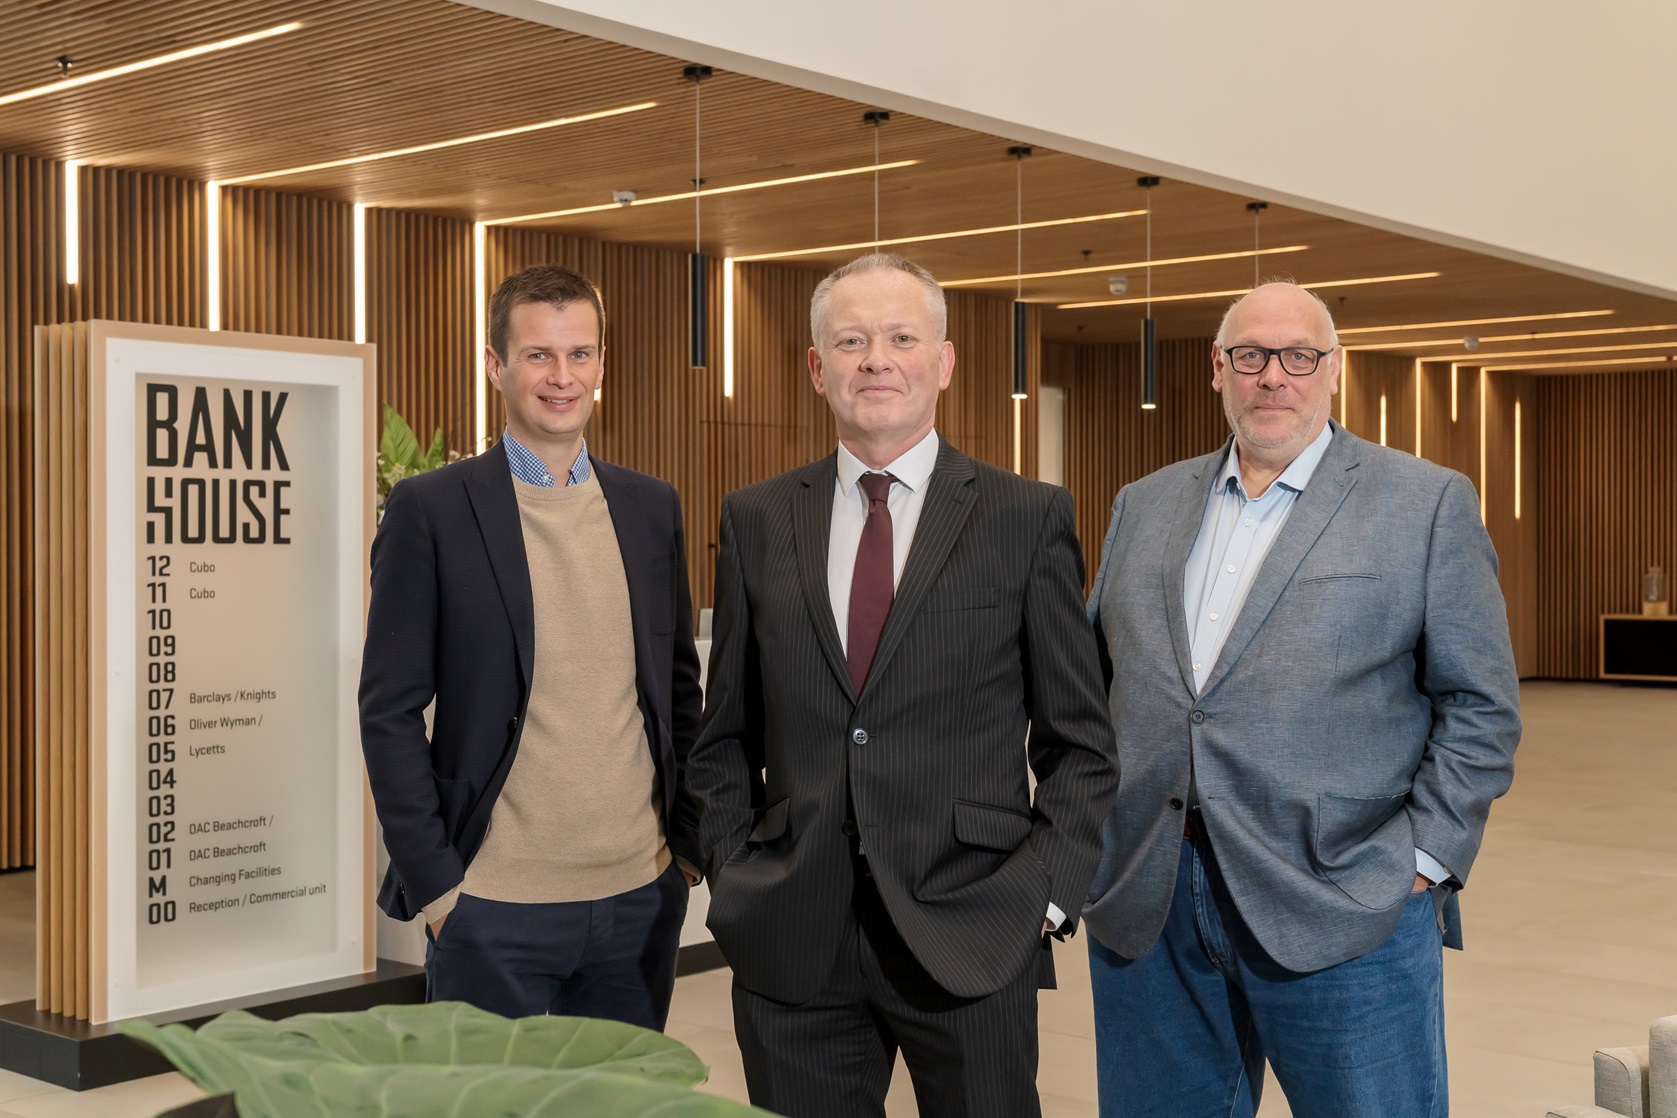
top-left (732, 860), bottom-right (1041, 1118)
top-left (1089, 834), bottom-right (1447, 1118)
top-left (425, 860), bottom-right (688, 1029)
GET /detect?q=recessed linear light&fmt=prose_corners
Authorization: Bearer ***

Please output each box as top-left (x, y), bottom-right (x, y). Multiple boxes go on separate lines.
top-left (942, 246), bottom-right (1309, 289)
top-left (733, 209), bottom-right (1148, 263)
top-left (486, 160), bottom-right (921, 226)
top-left (1481, 354), bottom-right (1676, 373)
top-left (1350, 323), bottom-right (1677, 352)
top-left (1058, 272), bottom-right (1440, 310)
top-left (1337, 310), bottom-right (1613, 335)
top-left (1422, 339), bottom-right (1677, 363)
top-left (220, 102), bottom-right (659, 185)
top-left (0, 22), bottom-right (304, 108)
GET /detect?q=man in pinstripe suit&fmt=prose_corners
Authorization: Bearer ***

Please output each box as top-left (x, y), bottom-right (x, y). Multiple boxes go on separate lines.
top-left (689, 253), bottom-right (1118, 1118)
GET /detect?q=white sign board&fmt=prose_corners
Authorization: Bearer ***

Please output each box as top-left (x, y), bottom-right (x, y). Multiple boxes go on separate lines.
top-left (94, 326), bottom-right (374, 1022)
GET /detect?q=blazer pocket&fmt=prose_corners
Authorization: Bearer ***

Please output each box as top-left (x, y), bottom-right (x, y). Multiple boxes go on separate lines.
top-left (1297, 572), bottom-right (1381, 584)
top-left (923, 587), bottom-right (999, 612)
top-left (1315, 792), bottom-right (1414, 910)
top-left (952, 800), bottom-right (1032, 852)
top-left (747, 797), bottom-right (790, 844)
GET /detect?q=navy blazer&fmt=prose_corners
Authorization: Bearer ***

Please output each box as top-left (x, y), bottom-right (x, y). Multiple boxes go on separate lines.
top-left (359, 441), bottom-right (703, 920)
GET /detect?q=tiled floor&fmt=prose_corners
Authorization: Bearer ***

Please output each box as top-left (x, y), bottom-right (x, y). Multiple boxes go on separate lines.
top-left (0, 681), bottom-right (1672, 1117)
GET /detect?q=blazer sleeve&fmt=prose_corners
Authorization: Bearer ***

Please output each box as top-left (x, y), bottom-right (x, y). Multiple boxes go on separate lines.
top-left (1406, 471), bottom-right (1522, 883)
top-left (686, 497), bottom-right (764, 877)
top-left (358, 478), bottom-right (464, 912)
top-left (1085, 485), bottom-right (1129, 690)
top-left (1022, 487), bottom-right (1121, 928)
top-left (665, 481), bottom-right (705, 867)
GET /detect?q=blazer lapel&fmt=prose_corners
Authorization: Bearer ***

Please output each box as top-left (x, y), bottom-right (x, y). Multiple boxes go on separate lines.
top-left (593, 459), bottom-right (657, 711)
top-left (865, 440), bottom-right (977, 688)
top-left (1162, 442), bottom-right (1231, 695)
top-left (1197, 425), bottom-right (1361, 698)
top-left (793, 455), bottom-right (856, 702)
top-left (465, 442), bottom-right (535, 693)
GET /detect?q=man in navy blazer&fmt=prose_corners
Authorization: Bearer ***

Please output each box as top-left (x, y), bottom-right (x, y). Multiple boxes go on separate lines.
top-left (360, 265), bottom-right (702, 1028)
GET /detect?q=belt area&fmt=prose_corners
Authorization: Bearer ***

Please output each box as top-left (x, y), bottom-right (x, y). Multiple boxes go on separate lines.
top-left (1182, 806), bottom-right (1203, 841)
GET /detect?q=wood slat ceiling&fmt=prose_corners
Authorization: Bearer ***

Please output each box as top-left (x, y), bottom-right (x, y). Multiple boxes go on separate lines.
top-left (3, 0), bottom-right (1675, 355)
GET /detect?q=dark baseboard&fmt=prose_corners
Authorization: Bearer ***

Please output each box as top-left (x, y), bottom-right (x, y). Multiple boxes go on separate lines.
top-left (676, 939), bottom-right (726, 976)
top-left (0, 959), bottom-right (425, 1091)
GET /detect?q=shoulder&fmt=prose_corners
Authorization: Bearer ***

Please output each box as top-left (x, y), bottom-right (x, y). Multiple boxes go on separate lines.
top-left (592, 456), bottom-right (679, 505)
top-left (385, 452), bottom-right (479, 506)
top-left (724, 458), bottom-right (826, 512)
top-left (1339, 430), bottom-right (1469, 505)
top-left (963, 454), bottom-right (1067, 511)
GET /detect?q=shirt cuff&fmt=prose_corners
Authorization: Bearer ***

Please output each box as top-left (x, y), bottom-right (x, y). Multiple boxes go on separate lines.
top-left (1414, 847), bottom-right (1452, 885)
top-left (1045, 901), bottom-right (1068, 930)
top-left (675, 856), bottom-right (702, 885)
top-left (421, 884), bottom-right (461, 925)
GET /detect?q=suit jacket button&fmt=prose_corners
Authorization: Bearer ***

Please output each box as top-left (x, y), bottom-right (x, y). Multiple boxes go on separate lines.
top-left (842, 820), bottom-right (859, 836)
top-left (1189, 710), bottom-right (1206, 725)
top-left (851, 728), bottom-right (869, 745)
top-left (1169, 797), bottom-right (1184, 810)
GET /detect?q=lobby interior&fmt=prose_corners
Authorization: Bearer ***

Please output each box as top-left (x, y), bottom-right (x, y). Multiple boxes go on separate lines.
top-left (0, 2), bottom-right (1674, 1115)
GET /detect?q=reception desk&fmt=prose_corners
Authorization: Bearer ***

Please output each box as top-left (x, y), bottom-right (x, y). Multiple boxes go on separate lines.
top-left (1600, 614), bottom-right (1677, 682)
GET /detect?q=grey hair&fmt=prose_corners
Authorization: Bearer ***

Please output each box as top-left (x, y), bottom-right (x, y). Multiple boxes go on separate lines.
top-left (810, 252), bottom-right (948, 346)
top-left (1214, 279), bottom-right (1339, 348)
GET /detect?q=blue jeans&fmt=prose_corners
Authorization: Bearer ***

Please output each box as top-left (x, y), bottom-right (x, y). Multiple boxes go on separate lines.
top-left (1089, 836), bottom-right (1446, 1118)
top-left (425, 860), bottom-right (688, 1028)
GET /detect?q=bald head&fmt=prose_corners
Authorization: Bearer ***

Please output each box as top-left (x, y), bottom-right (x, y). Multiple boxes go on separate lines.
top-left (1215, 282), bottom-right (1338, 350)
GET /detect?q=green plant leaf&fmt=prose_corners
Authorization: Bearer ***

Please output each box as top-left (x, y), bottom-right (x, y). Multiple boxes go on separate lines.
top-left (424, 427), bottom-right (447, 470)
top-left (379, 403), bottom-right (422, 472)
top-left (187, 1004), bottom-right (706, 1084)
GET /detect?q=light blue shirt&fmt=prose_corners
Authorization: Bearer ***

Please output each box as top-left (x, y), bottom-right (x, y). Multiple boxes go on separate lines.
top-left (502, 432), bottom-right (591, 487)
top-left (1182, 421), bottom-right (1451, 885)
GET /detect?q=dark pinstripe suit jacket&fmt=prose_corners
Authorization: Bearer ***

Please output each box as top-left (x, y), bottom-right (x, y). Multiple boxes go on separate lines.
top-left (690, 439), bottom-right (1118, 1003)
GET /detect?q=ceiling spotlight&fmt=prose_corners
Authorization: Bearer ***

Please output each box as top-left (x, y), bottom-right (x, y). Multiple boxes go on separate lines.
top-left (1108, 275), bottom-right (1128, 296)
top-left (612, 190), bottom-right (636, 206)
top-left (1463, 336), bottom-right (1480, 350)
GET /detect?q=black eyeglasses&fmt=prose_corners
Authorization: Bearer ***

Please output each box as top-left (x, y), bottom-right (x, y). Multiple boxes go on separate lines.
top-left (1222, 345), bottom-right (1332, 376)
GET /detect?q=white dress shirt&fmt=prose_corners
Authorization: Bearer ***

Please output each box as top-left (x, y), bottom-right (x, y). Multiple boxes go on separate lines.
top-left (828, 428), bottom-right (941, 652)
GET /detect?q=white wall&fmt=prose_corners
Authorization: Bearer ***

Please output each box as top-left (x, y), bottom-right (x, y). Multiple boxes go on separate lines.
top-left (466, 0), bottom-right (1677, 300)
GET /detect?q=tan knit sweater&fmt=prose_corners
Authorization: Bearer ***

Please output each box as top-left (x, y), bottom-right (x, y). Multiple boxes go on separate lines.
top-left (436, 475), bottom-right (667, 914)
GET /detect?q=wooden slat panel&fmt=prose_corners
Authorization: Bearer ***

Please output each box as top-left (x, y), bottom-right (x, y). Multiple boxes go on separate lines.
top-left (365, 207), bottom-right (472, 456)
top-left (1535, 370), bottom-right (1677, 679)
top-left (221, 185), bottom-right (352, 340)
top-left (1340, 349), bottom-right (1416, 453)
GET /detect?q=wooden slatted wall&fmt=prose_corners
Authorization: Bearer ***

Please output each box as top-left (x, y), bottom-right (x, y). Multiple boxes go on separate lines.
top-left (1535, 370), bottom-right (1677, 679)
top-left (1341, 350), bottom-right (1417, 456)
top-left (1040, 338), bottom-right (1230, 586)
top-left (365, 208), bottom-right (474, 456)
top-left (221, 186), bottom-right (352, 340)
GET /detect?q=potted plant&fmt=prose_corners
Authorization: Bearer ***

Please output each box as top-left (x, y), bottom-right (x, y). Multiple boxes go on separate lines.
top-left (375, 404), bottom-right (457, 523)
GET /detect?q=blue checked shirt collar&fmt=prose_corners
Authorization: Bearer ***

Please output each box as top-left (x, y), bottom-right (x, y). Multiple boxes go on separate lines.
top-left (502, 431), bottom-right (591, 488)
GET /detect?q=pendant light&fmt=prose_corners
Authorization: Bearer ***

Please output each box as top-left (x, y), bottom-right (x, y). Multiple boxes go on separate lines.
top-left (1247, 201), bottom-right (1268, 288)
top-left (1139, 176), bottom-right (1160, 410)
top-left (685, 64), bottom-right (712, 372)
top-left (864, 110), bottom-right (890, 247)
top-left (1009, 146), bottom-right (1032, 400)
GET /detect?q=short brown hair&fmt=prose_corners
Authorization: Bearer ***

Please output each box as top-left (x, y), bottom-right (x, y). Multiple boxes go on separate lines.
top-left (487, 264), bottom-right (605, 360)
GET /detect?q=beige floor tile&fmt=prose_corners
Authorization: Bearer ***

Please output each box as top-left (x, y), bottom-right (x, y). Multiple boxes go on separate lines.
top-left (0, 1073), bottom-right (202, 1118)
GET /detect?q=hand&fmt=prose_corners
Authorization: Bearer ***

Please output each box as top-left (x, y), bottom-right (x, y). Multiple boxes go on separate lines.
top-left (428, 914), bottom-right (447, 938)
top-left (1411, 873), bottom-right (1432, 894)
top-left (1042, 918), bottom-right (1055, 935)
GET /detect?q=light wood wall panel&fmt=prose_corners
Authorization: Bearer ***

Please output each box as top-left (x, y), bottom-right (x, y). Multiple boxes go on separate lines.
top-left (221, 186), bottom-right (353, 340)
top-left (1041, 337), bottom-right (1229, 587)
top-left (1535, 370), bottom-right (1677, 679)
top-left (1340, 350), bottom-right (1417, 454)
top-left (1483, 373), bottom-right (1538, 675)
top-left (365, 208), bottom-right (474, 457)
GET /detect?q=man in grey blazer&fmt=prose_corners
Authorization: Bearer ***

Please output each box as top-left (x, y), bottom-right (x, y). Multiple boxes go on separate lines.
top-left (1083, 282), bottom-right (1520, 1118)
top-left (690, 253), bottom-right (1117, 1118)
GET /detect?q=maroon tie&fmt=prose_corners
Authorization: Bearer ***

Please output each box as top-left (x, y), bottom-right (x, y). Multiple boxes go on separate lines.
top-left (847, 472), bottom-right (898, 693)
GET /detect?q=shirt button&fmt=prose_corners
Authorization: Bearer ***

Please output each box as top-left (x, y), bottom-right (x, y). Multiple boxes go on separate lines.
top-left (851, 728), bottom-right (869, 745)
top-left (1209, 612), bottom-right (1219, 621)
top-left (1227, 565), bottom-right (1237, 573)
top-left (1192, 662), bottom-right (1202, 671)
top-left (1245, 518), bottom-right (1254, 526)
top-left (1190, 711), bottom-right (1206, 725)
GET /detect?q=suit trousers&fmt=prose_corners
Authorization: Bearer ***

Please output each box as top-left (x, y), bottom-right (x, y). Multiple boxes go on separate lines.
top-left (1088, 831), bottom-right (1447, 1118)
top-left (425, 861), bottom-right (688, 1029)
top-left (732, 856), bottom-right (1042, 1118)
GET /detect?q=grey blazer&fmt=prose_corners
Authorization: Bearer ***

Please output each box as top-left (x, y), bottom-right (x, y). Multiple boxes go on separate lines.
top-left (1082, 422), bottom-right (1520, 972)
top-left (690, 440), bottom-right (1118, 1003)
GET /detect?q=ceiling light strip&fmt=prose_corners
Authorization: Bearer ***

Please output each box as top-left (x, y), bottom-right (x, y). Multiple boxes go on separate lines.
top-left (734, 209), bottom-right (1147, 263)
top-left (944, 245), bottom-right (1310, 289)
top-left (0, 22), bottom-right (304, 108)
top-left (1350, 322), bottom-right (1677, 351)
top-left (1414, 339), bottom-right (1677, 363)
top-left (221, 102), bottom-right (659, 185)
top-left (1480, 355), bottom-right (1677, 372)
top-left (1058, 272), bottom-right (1440, 310)
top-left (1337, 310), bottom-right (1613, 336)
top-left (486, 160), bottom-right (920, 226)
